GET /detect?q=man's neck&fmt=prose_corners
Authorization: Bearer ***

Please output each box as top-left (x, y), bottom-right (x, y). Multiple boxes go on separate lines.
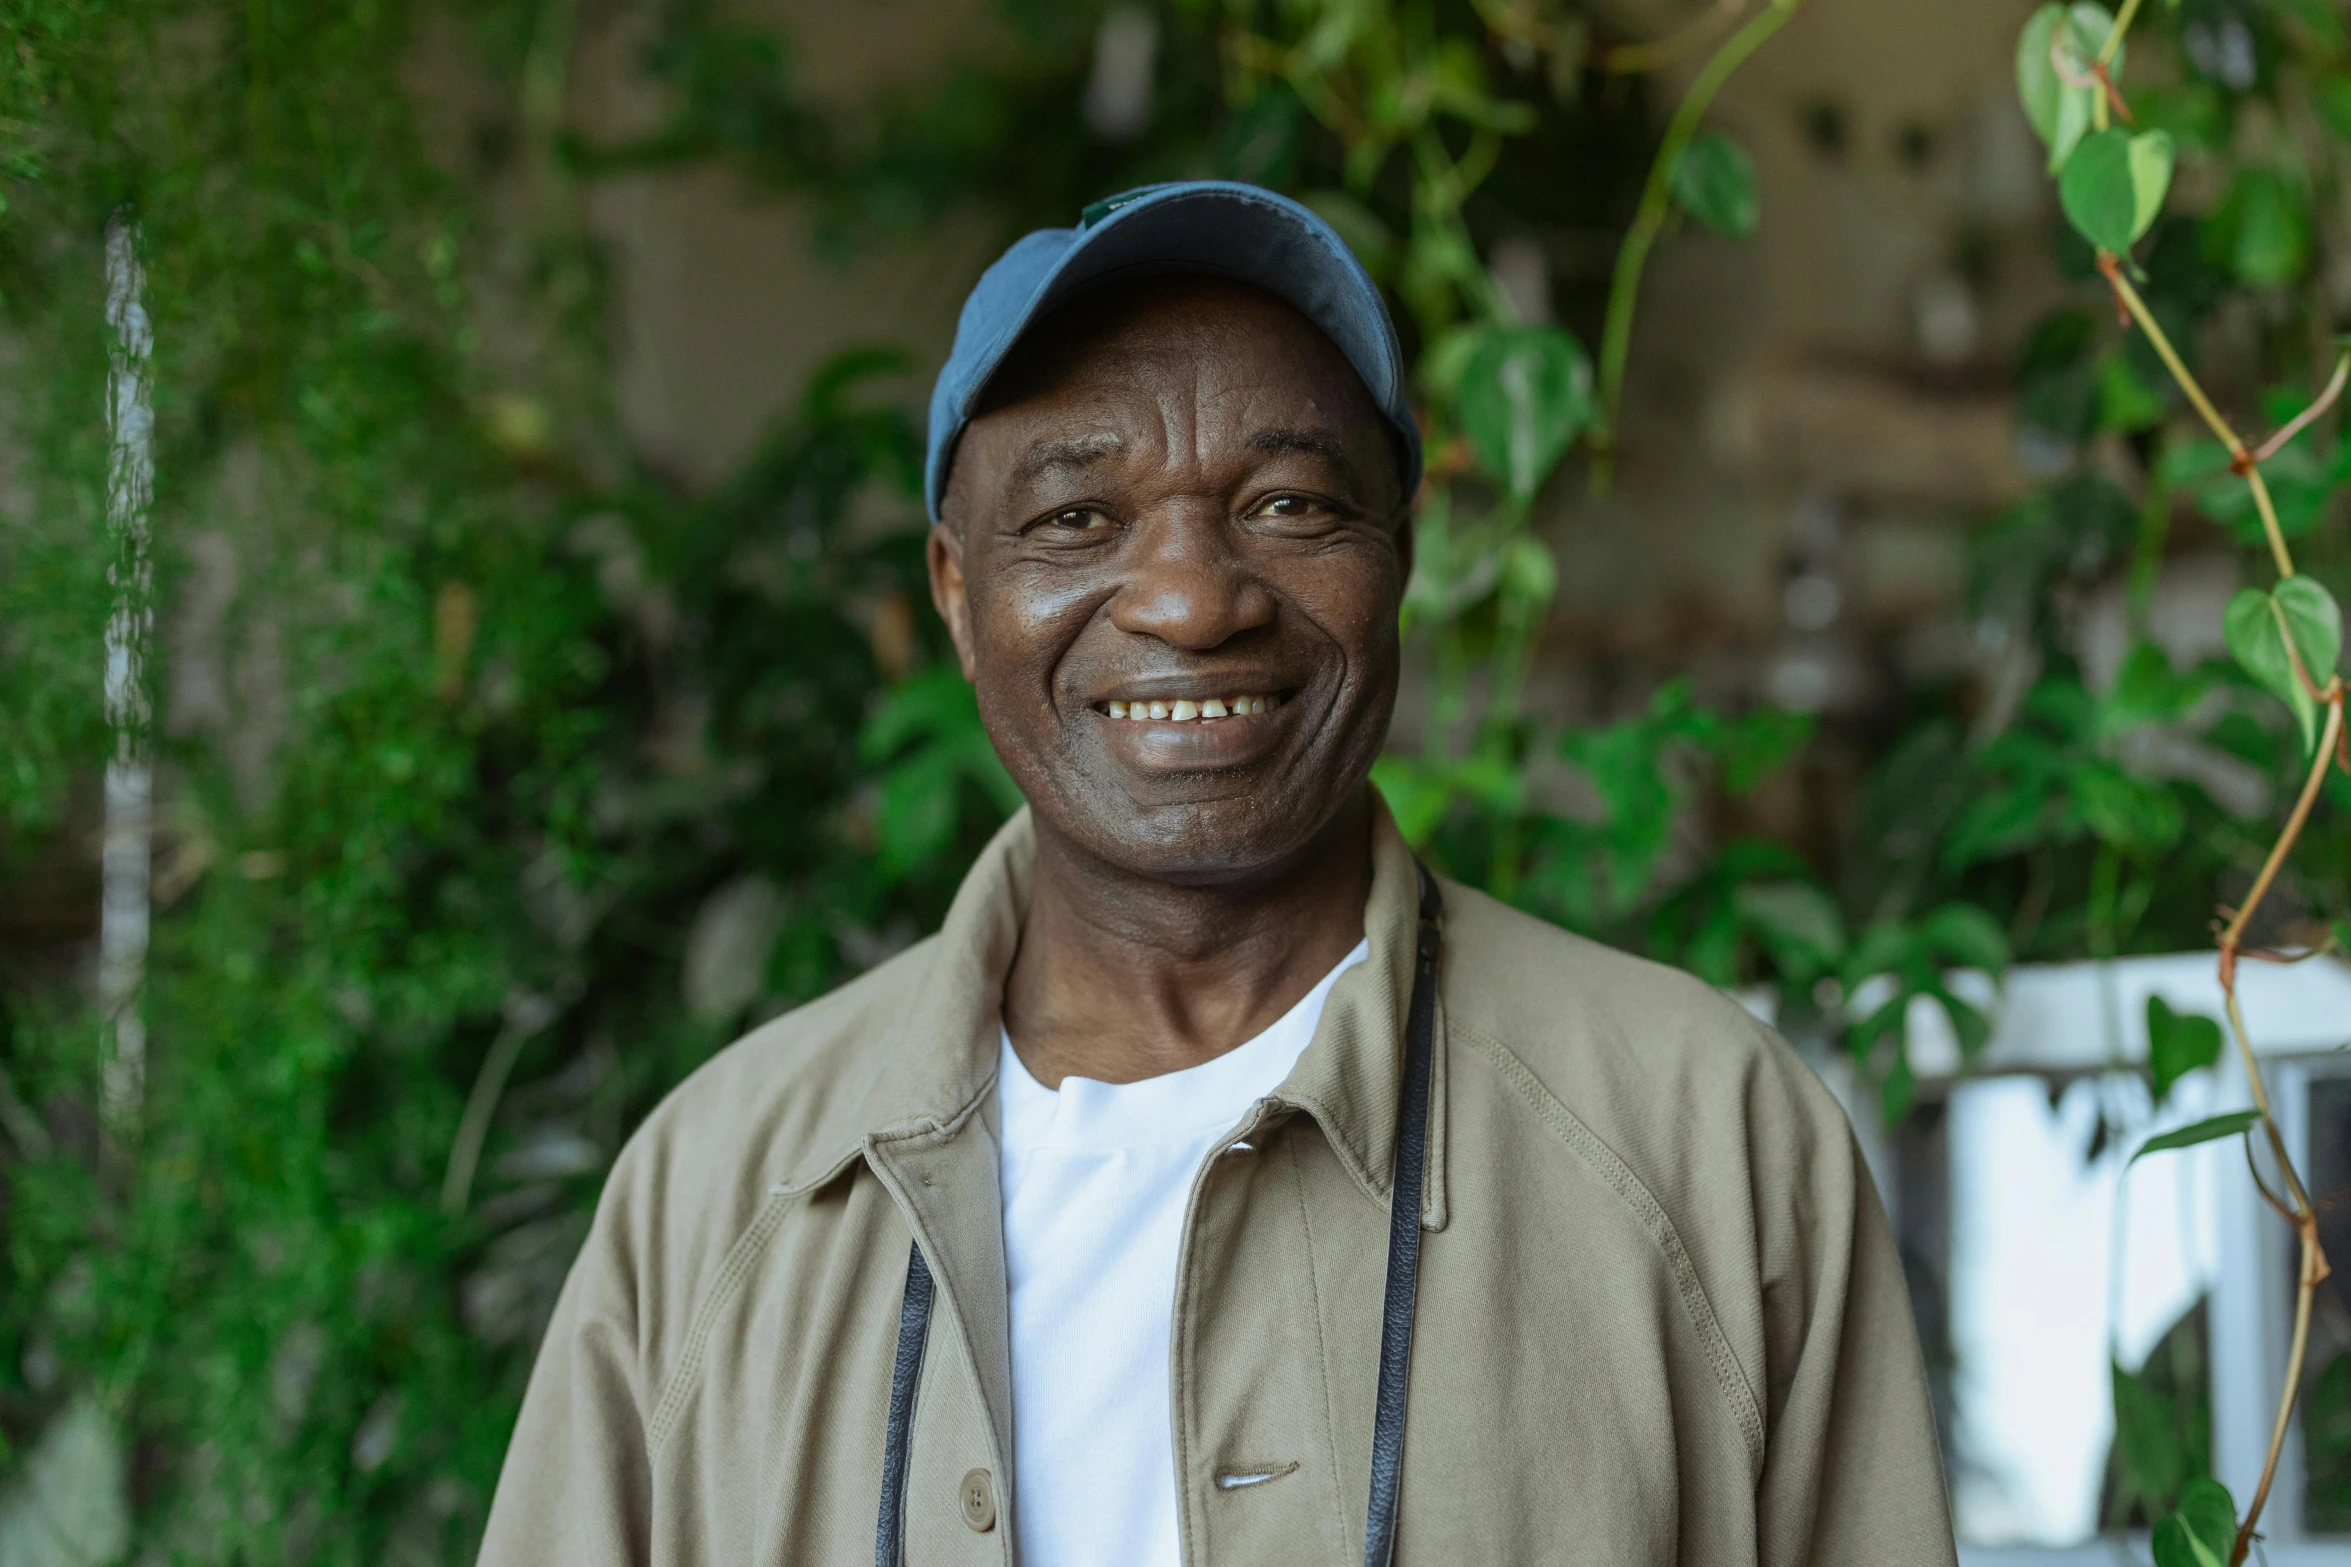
top-left (1001, 790), bottom-right (1374, 1089)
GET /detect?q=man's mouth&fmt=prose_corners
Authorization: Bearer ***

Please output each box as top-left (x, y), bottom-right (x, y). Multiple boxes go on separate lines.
top-left (1098, 693), bottom-right (1287, 723)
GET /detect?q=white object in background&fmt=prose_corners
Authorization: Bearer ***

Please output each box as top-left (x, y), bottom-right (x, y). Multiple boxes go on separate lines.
top-left (1082, 7), bottom-right (1158, 142)
top-left (99, 210), bottom-right (155, 1138)
top-left (1882, 952), bottom-right (2351, 1079)
top-left (1794, 954), bottom-right (2351, 1566)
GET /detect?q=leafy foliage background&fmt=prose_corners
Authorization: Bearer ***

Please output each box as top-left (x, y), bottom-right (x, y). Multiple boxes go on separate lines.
top-left (0, 0), bottom-right (2346, 1557)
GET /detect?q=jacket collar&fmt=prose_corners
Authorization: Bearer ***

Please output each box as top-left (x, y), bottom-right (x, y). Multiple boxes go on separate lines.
top-left (778, 791), bottom-right (1447, 1229)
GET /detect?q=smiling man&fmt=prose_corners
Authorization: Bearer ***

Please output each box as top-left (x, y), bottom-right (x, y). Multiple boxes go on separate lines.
top-left (483, 182), bottom-right (1958, 1567)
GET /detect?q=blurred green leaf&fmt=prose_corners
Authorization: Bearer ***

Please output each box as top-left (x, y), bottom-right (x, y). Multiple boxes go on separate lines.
top-left (2072, 762), bottom-right (2185, 854)
top-left (1371, 753), bottom-right (1525, 847)
top-left (2207, 167), bottom-right (2311, 286)
top-left (1454, 324), bottom-right (1595, 502)
top-left (2098, 349), bottom-right (2168, 431)
top-left (1671, 132), bottom-right (1759, 239)
top-left (1945, 784), bottom-right (2052, 869)
top-left (1498, 534), bottom-right (1558, 611)
top-left (860, 663), bottom-right (1020, 875)
top-left (1923, 902), bottom-right (2012, 972)
top-left (1719, 706), bottom-right (1812, 794)
top-left (2134, 79), bottom-right (2231, 149)
top-left (2147, 995), bottom-right (2224, 1103)
top-left (1734, 880), bottom-right (1847, 980)
top-left (2131, 1109), bottom-right (2262, 1164)
top-left (2103, 640), bottom-right (2195, 733)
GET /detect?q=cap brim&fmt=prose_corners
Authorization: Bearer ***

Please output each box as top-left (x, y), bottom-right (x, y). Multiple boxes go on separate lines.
top-left (926, 181), bottom-right (1418, 518)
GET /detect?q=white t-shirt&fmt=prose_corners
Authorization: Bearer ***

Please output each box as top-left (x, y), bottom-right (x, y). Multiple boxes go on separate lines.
top-left (995, 940), bottom-right (1369, 1567)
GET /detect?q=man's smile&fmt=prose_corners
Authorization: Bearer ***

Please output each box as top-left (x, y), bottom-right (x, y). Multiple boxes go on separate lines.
top-left (1096, 691), bottom-right (1286, 721)
top-left (1085, 682), bottom-right (1301, 771)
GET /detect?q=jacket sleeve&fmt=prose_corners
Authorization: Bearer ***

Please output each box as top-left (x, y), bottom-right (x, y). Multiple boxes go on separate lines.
top-left (1753, 1058), bottom-right (1958, 1567)
top-left (479, 1177), bottom-right (655, 1567)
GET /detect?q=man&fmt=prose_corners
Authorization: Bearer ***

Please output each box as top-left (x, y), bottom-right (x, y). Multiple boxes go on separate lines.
top-left (483, 181), bottom-right (1956, 1566)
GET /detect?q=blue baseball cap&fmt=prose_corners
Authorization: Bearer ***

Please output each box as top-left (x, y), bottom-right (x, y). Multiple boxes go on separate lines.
top-left (924, 180), bottom-right (1422, 522)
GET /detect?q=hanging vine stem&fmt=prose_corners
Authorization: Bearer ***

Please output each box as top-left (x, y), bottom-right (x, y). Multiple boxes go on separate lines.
top-left (1592, 0), bottom-right (1800, 490)
top-left (2071, 14), bottom-right (2351, 1544)
top-left (2097, 255), bottom-right (2299, 579)
top-left (2217, 689), bottom-right (2342, 1565)
top-left (2094, 217), bottom-right (2351, 1564)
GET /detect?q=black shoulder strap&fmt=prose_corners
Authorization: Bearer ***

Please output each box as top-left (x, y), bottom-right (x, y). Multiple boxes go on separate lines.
top-left (1364, 864), bottom-right (1442, 1567)
top-left (875, 1242), bottom-right (933, 1567)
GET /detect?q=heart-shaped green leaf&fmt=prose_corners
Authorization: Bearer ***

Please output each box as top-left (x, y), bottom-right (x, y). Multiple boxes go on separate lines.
top-left (2226, 580), bottom-right (2339, 752)
top-left (2017, 4), bottom-right (2120, 171)
top-left (2178, 1478), bottom-right (2237, 1564)
top-left (2146, 995), bottom-right (2223, 1104)
top-left (2130, 1108), bottom-right (2262, 1165)
top-left (2061, 128), bottom-right (2168, 254)
top-left (1455, 324), bottom-right (1595, 503)
top-left (1672, 132), bottom-right (1759, 239)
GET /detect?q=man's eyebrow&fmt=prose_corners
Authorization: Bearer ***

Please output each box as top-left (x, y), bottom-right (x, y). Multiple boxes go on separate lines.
top-left (1250, 426), bottom-right (1369, 493)
top-left (1249, 426), bottom-right (1349, 463)
top-left (1009, 432), bottom-right (1124, 489)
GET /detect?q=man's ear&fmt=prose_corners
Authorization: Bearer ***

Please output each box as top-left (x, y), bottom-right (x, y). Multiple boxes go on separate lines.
top-left (1393, 508), bottom-right (1414, 598)
top-left (926, 519), bottom-right (979, 682)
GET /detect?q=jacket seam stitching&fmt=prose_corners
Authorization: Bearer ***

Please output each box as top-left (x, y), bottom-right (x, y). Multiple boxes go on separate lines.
top-left (645, 1191), bottom-right (796, 1461)
top-left (1455, 1024), bottom-right (1768, 1468)
top-left (1285, 1132), bottom-right (1356, 1562)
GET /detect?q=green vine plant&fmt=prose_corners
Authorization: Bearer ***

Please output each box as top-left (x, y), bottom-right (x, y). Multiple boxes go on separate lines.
top-left (2020, 0), bottom-right (2351, 1559)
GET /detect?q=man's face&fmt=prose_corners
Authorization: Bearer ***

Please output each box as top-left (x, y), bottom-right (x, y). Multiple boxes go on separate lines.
top-left (931, 277), bottom-right (1409, 884)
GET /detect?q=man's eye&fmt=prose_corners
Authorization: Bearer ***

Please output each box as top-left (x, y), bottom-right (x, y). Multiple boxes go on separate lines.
top-left (1040, 507), bottom-right (1112, 533)
top-left (1254, 494), bottom-right (1330, 523)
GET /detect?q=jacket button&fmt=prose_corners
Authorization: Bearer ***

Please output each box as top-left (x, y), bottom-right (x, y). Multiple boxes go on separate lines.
top-left (959, 1468), bottom-right (997, 1532)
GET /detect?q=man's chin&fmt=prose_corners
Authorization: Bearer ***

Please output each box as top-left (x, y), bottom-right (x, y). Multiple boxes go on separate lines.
top-left (1041, 783), bottom-right (1367, 890)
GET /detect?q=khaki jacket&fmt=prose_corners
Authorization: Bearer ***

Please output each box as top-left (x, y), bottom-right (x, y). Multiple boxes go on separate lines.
top-left (482, 803), bottom-right (1957, 1566)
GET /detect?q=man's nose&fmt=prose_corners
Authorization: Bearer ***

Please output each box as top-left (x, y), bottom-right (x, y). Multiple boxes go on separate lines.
top-left (1107, 513), bottom-right (1277, 650)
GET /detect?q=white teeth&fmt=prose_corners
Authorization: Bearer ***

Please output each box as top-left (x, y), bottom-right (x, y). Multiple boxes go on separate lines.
top-left (1104, 694), bottom-right (1281, 721)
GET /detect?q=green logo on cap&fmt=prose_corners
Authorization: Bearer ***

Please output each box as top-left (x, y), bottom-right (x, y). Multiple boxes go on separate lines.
top-left (1079, 190), bottom-right (1148, 229)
